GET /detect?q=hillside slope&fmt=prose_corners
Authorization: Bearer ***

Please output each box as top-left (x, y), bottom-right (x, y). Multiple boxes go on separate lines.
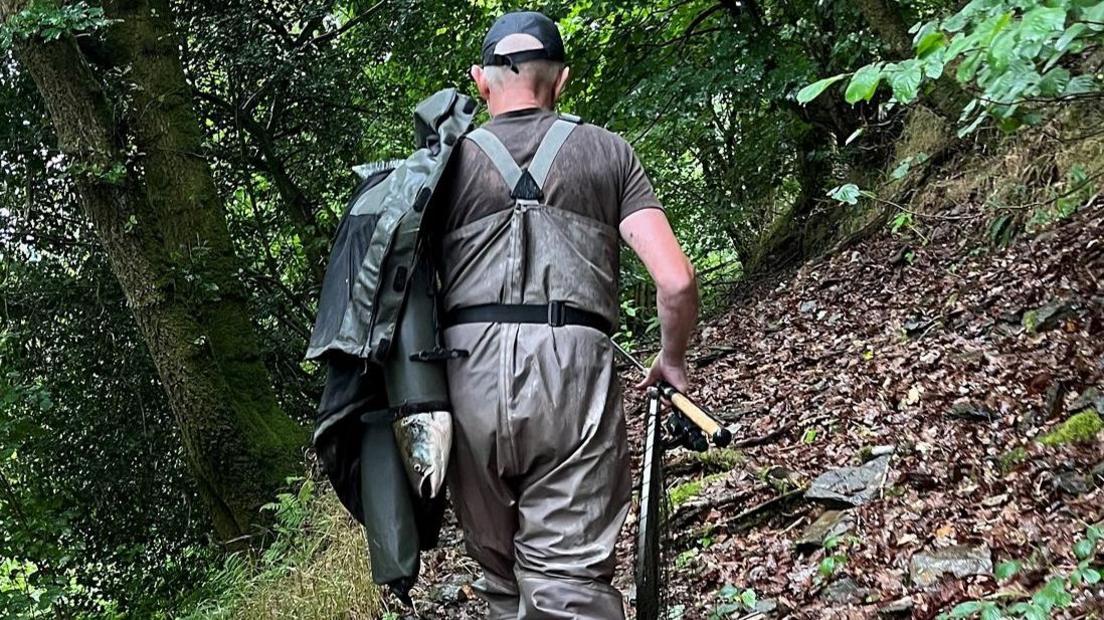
top-left (637, 196), bottom-right (1103, 619)
top-left (410, 116), bottom-right (1104, 618)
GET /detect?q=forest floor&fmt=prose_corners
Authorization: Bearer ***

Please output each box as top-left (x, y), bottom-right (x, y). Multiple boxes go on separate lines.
top-left (405, 195), bottom-right (1104, 619)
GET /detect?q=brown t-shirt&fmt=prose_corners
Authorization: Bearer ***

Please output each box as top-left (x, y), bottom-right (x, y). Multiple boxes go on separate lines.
top-left (433, 108), bottom-right (661, 234)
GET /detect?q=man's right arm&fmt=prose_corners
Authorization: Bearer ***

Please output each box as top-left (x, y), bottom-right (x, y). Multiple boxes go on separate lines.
top-left (619, 208), bottom-right (698, 391)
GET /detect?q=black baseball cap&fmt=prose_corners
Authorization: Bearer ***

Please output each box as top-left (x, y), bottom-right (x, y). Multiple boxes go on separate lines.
top-left (481, 11), bottom-right (565, 70)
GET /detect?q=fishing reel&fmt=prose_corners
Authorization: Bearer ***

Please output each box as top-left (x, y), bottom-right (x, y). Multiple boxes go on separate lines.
top-left (663, 411), bottom-right (708, 452)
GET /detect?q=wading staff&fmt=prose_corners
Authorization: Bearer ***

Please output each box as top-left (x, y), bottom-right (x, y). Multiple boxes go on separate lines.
top-left (611, 340), bottom-right (733, 448)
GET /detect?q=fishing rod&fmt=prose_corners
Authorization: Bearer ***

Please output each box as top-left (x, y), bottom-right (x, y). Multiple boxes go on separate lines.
top-left (611, 339), bottom-right (732, 449)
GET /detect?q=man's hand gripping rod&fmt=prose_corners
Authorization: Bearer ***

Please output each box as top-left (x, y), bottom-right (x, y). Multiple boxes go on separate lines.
top-left (611, 340), bottom-right (732, 448)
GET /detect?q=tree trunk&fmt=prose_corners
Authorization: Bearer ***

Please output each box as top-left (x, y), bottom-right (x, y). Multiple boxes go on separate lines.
top-left (2, 0), bottom-right (305, 543)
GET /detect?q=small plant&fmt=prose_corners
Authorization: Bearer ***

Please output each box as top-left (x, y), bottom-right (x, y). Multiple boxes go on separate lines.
top-left (675, 549), bottom-right (699, 569)
top-left (827, 183), bottom-right (862, 205)
top-left (890, 152), bottom-right (930, 181)
top-left (802, 428), bottom-right (819, 444)
top-left (0, 0), bottom-right (115, 48)
top-left (708, 583), bottom-right (758, 619)
top-left (998, 446), bottom-right (1029, 472)
top-left (889, 211), bottom-right (916, 236)
top-left (938, 524), bottom-right (1103, 619)
top-left (818, 536), bottom-right (848, 580)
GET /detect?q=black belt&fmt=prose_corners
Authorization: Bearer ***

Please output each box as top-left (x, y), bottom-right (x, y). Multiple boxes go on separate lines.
top-left (444, 301), bottom-right (613, 335)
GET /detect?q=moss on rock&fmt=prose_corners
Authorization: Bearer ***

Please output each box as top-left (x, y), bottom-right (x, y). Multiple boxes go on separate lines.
top-left (695, 448), bottom-right (744, 472)
top-left (668, 473), bottom-right (725, 507)
top-left (998, 446), bottom-right (1029, 472)
top-left (1039, 409), bottom-right (1103, 446)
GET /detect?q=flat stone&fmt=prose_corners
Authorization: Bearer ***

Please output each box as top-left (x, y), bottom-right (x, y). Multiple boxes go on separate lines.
top-left (806, 455), bottom-right (891, 507)
top-left (1070, 387), bottom-right (1104, 414)
top-left (1023, 301), bottom-right (1075, 333)
top-left (909, 545), bottom-right (992, 588)
top-left (799, 300), bottom-right (818, 315)
top-left (797, 510), bottom-right (855, 551)
top-left (754, 599), bottom-right (778, 614)
top-left (870, 444), bottom-right (896, 457)
top-left (822, 577), bottom-right (871, 604)
top-left (430, 583), bottom-right (466, 605)
top-left (947, 400), bottom-right (994, 422)
top-left (1045, 382), bottom-right (1070, 418)
top-left (1054, 469), bottom-right (1090, 496)
top-left (1018, 408), bottom-right (1044, 433)
top-left (903, 316), bottom-right (930, 336)
top-left (879, 596), bottom-right (914, 616)
top-left (1092, 461), bottom-right (1104, 487)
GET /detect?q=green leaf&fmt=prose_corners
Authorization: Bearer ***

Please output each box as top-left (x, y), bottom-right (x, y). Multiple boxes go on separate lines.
top-left (946, 32), bottom-right (977, 61)
top-left (845, 64), bottom-right (883, 104)
top-left (739, 589), bottom-right (757, 610)
top-left (948, 601), bottom-right (985, 618)
top-left (1064, 75), bottom-right (1097, 95)
top-left (1084, 1), bottom-right (1104, 31)
top-left (957, 109), bottom-right (988, 137)
top-left (1086, 522), bottom-right (1104, 542)
top-left (889, 60), bottom-right (924, 103)
top-left (1083, 567), bottom-right (1101, 584)
top-left (979, 604), bottom-right (1001, 620)
top-left (891, 159), bottom-right (912, 180)
top-left (1055, 23), bottom-right (1088, 51)
top-left (1073, 538), bottom-right (1094, 560)
top-left (915, 30), bottom-right (947, 57)
top-left (986, 29), bottom-right (1016, 72)
top-left (921, 52), bottom-right (946, 80)
top-left (797, 74), bottom-right (848, 105)
top-left (995, 560), bottom-right (1021, 581)
top-left (975, 11), bottom-right (1013, 46)
top-left (818, 555), bottom-right (839, 577)
top-left (827, 183), bottom-right (861, 205)
top-left (718, 583), bottom-right (739, 600)
top-left (1021, 5), bottom-right (1067, 40)
top-left (1038, 67), bottom-right (1071, 96)
top-left (957, 51), bottom-right (984, 82)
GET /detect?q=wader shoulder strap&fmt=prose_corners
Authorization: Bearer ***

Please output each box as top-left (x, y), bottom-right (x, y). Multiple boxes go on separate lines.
top-left (527, 118), bottom-right (578, 190)
top-left (465, 128), bottom-right (523, 194)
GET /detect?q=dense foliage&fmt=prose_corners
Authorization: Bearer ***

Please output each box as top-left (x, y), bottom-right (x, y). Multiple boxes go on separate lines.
top-left (0, 0), bottom-right (1099, 617)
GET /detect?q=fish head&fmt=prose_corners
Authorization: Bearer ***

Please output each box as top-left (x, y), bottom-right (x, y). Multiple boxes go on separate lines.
top-left (392, 410), bottom-right (453, 498)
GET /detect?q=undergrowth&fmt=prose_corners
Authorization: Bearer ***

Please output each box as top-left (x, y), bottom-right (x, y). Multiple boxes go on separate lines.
top-left (939, 524), bottom-right (1103, 620)
top-left (175, 477), bottom-right (380, 620)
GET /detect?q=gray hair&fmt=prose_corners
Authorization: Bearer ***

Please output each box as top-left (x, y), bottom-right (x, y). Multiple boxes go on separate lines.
top-left (483, 60), bottom-right (565, 92)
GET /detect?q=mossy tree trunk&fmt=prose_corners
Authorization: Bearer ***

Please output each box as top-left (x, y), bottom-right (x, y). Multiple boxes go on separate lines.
top-left (1, 0), bottom-right (305, 543)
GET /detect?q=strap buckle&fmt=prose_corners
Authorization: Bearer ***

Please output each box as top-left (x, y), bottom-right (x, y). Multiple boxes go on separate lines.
top-left (409, 347), bottom-right (470, 362)
top-left (547, 301), bottom-right (567, 327)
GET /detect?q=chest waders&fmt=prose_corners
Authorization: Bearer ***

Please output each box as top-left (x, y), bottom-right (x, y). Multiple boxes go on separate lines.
top-left (437, 116), bottom-right (633, 619)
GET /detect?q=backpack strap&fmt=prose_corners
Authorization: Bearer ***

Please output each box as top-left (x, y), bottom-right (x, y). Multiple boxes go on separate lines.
top-left (465, 127), bottom-right (523, 193)
top-left (527, 118), bottom-right (579, 191)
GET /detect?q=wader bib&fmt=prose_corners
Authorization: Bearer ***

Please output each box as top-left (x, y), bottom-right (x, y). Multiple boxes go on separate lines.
top-left (439, 116), bottom-right (632, 619)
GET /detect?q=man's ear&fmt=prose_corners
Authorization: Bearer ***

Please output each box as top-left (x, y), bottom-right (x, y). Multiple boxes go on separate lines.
top-left (470, 65), bottom-right (491, 102)
top-left (553, 66), bottom-right (571, 101)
